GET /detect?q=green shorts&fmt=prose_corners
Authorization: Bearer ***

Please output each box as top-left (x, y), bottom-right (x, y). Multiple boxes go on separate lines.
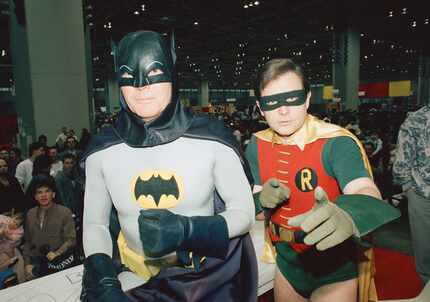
top-left (276, 240), bottom-right (358, 298)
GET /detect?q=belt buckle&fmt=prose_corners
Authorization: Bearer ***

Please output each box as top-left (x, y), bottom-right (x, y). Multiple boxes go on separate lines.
top-left (279, 227), bottom-right (295, 243)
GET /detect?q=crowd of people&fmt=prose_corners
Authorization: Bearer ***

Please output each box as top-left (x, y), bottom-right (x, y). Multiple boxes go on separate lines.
top-left (0, 127), bottom-right (89, 287)
top-left (0, 30), bottom-right (428, 302)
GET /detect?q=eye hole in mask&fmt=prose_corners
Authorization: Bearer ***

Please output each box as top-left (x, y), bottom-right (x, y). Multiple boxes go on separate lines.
top-left (148, 69), bottom-right (164, 77)
top-left (119, 70), bottom-right (135, 87)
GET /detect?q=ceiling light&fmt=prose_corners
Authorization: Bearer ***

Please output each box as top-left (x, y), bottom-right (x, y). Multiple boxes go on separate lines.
top-left (402, 8), bottom-right (407, 15)
top-left (244, 5), bottom-right (248, 8)
top-left (254, 1), bottom-right (259, 5)
top-left (194, 21), bottom-right (198, 25)
top-left (134, 11), bottom-right (139, 15)
top-left (425, 19), bottom-right (429, 25)
top-left (412, 21), bottom-right (417, 27)
top-left (1, 50), bottom-right (6, 56)
top-left (141, 4), bottom-right (145, 11)
top-left (388, 10), bottom-right (393, 17)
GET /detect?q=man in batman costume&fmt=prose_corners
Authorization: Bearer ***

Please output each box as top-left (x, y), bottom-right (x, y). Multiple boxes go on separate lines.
top-left (80, 31), bottom-right (258, 302)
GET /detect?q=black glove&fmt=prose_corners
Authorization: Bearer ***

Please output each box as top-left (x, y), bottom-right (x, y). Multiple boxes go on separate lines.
top-left (80, 253), bottom-right (131, 302)
top-left (138, 209), bottom-right (229, 259)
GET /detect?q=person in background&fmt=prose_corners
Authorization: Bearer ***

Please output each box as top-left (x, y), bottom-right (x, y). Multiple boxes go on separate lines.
top-left (23, 175), bottom-right (76, 280)
top-left (393, 104), bottom-right (430, 285)
top-left (55, 154), bottom-right (81, 216)
top-left (0, 158), bottom-right (25, 215)
top-left (38, 135), bottom-right (48, 149)
top-left (0, 213), bottom-right (25, 286)
top-left (48, 146), bottom-right (63, 177)
top-left (15, 142), bottom-right (45, 191)
top-left (55, 127), bottom-right (68, 151)
top-left (8, 148), bottom-right (22, 177)
top-left (78, 128), bottom-right (91, 151)
top-left (0, 147), bottom-right (9, 162)
top-left (59, 136), bottom-right (82, 160)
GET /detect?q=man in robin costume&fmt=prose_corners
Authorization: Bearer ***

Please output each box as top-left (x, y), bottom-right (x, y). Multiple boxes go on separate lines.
top-left (245, 58), bottom-right (400, 302)
top-left (80, 31), bottom-right (257, 302)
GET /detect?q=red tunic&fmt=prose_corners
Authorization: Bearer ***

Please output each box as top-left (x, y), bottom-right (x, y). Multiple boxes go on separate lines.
top-left (257, 137), bottom-right (341, 252)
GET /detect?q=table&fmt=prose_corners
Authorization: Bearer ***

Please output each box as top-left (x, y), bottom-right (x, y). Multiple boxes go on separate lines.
top-left (0, 221), bottom-right (275, 301)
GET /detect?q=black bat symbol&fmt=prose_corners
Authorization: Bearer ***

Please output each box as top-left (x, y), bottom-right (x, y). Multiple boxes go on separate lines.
top-left (134, 175), bottom-right (179, 206)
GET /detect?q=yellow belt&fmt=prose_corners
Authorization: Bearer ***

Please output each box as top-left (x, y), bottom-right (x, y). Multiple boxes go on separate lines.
top-left (117, 231), bottom-right (160, 280)
top-left (117, 232), bottom-right (204, 280)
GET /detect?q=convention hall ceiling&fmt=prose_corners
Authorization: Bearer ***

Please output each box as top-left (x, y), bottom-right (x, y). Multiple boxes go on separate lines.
top-left (0, 0), bottom-right (428, 88)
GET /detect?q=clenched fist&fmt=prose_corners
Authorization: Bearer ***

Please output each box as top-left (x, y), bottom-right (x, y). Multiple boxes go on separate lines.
top-left (260, 178), bottom-right (290, 209)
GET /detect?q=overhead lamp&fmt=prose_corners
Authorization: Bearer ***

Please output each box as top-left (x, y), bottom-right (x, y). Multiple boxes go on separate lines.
top-left (194, 21), bottom-right (198, 25)
top-left (134, 11), bottom-right (139, 15)
top-left (412, 21), bottom-right (417, 27)
top-left (1, 49), bottom-right (6, 56)
top-left (402, 8), bottom-right (407, 15)
top-left (388, 10), bottom-right (393, 17)
top-left (254, 1), bottom-right (260, 5)
top-left (425, 18), bottom-right (429, 25)
top-left (244, 5), bottom-right (248, 8)
top-left (141, 4), bottom-right (146, 11)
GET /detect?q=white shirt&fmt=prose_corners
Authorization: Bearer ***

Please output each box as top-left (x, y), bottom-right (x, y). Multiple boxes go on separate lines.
top-left (15, 158), bottom-right (33, 191)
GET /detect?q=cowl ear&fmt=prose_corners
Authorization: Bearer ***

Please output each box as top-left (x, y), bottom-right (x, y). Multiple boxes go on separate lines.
top-left (170, 30), bottom-right (177, 65)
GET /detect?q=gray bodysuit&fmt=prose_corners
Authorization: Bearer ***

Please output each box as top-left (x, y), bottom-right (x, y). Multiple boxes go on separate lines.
top-left (82, 136), bottom-right (255, 261)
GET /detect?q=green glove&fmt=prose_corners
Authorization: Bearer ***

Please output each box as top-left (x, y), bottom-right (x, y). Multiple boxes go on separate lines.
top-left (260, 178), bottom-right (290, 209)
top-left (288, 186), bottom-right (358, 251)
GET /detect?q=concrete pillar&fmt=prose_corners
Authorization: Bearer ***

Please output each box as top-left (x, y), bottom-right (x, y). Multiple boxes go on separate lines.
top-left (9, 0), bottom-right (90, 148)
top-left (199, 80), bottom-right (209, 107)
top-left (332, 27), bottom-right (360, 111)
top-left (332, 1), bottom-right (360, 111)
top-left (106, 76), bottom-right (120, 114)
top-left (417, 53), bottom-right (430, 107)
top-left (84, 23), bottom-right (95, 132)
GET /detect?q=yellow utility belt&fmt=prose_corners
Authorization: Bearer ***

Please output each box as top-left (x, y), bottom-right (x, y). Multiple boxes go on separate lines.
top-left (117, 231), bottom-right (160, 280)
top-left (117, 231), bottom-right (205, 280)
